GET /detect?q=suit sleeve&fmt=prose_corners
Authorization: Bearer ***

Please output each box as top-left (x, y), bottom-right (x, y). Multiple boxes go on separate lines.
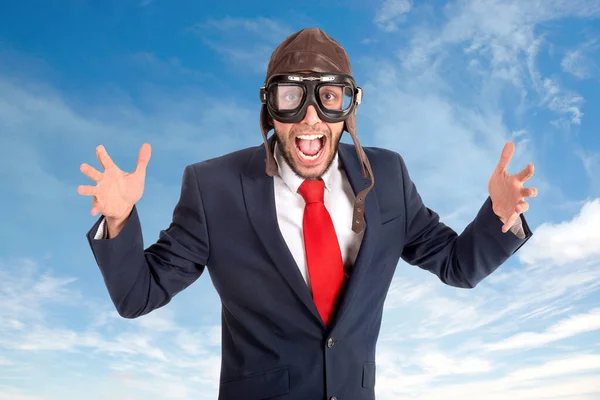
top-left (398, 154), bottom-right (532, 288)
top-left (86, 164), bottom-right (209, 318)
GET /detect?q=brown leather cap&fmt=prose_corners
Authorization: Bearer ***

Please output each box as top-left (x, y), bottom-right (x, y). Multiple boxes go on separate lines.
top-left (266, 28), bottom-right (352, 77)
top-left (260, 28), bottom-right (374, 233)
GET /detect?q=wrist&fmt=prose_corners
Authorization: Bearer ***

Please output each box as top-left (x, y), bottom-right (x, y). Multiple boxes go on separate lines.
top-left (104, 208), bottom-right (132, 238)
top-left (491, 204), bottom-right (507, 224)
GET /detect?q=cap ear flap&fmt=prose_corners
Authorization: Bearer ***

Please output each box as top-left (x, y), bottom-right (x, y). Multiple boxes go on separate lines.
top-left (260, 105), bottom-right (278, 176)
top-left (343, 110), bottom-right (375, 234)
top-left (260, 104), bottom-right (271, 130)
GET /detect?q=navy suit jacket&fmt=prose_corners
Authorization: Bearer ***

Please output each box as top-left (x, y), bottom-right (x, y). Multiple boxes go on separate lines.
top-left (86, 140), bottom-right (532, 400)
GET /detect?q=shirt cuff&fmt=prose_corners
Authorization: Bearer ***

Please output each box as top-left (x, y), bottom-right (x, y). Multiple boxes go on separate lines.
top-left (508, 216), bottom-right (526, 239)
top-left (94, 217), bottom-right (108, 240)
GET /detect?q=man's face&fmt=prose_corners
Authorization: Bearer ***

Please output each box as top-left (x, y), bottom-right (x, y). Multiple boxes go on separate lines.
top-left (272, 79), bottom-right (346, 179)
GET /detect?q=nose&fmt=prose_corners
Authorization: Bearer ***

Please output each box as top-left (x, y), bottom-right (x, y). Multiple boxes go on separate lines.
top-left (300, 105), bottom-right (321, 126)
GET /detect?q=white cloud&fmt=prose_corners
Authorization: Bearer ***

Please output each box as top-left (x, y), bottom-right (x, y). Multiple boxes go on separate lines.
top-left (383, 278), bottom-right (435, 308)
top-left (562, 49), bottom-right (592, 79)
top-left (380, 253), bottom-right (600, 344)
top-left (518, 198), bottom-right (600, 266)
top-left (374, 343), bottom-right (600, 400)
top-left (0, 386), bottom-right (43, 400)
top-left (537, 75), bottom-right (584, 126)
top-left (0, 258), bottom-right (82, 325)
top-left (384, 375), bottom-right (600, 400)
top-left (135, 308), bottom-right (179, 333)
top-left (374, 0), bottom-right (413, 32)
top-left (415, 351), bottom-right (492, 375)
top-left (393, 0), bottom-right (597, 127)
top-left (504, 354), bottom-right (600, 383)
top-left (0, 257), bottom-right (222, 399)
top-left (561, 39), bottom-right (599, 79)
top-left (486, 308), bottom-right (600, 351)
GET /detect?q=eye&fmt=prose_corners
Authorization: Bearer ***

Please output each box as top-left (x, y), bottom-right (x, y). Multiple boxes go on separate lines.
top-left (321, 92), bottom-right (336, 101)
top-left (275, 86), bottom-right (303, 109)
top-left (284, 92), bottom-right (299, 102)
top-left (319, 85), bottom-right (343, 104)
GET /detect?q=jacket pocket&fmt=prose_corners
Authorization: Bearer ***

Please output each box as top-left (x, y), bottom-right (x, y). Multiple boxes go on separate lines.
top-left (362, 362), bottom-right (376, 388)
top-left (220, 367), bottom-right (290, 399)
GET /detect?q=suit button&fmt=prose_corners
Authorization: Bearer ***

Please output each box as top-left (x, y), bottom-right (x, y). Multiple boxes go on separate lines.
top-left (327, 337), bottom-right (335, 348)
top-left (330, 397), bottom-right (337, 400)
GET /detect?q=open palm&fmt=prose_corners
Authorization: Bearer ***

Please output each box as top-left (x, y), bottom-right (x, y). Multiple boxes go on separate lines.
top-left (77, 143), bottom-right (152, 221)
top-left (488, 141), bottom-right (538, 233)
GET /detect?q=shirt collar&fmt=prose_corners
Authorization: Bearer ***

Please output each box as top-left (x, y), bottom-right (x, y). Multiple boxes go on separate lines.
top-left (273, 140), bottom-right (339, 194)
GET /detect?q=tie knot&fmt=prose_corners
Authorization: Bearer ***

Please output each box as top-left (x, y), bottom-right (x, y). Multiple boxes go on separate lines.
top-left (298, 179), bottom-right (325, 204)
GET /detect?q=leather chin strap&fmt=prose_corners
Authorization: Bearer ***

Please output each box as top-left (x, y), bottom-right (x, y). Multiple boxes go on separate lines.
top-left (344, 112), bottom-right (374, 234)
top-left (260, 104), bottom-right (280, 177)
top-left (260, 106), bottom-right (374, 234)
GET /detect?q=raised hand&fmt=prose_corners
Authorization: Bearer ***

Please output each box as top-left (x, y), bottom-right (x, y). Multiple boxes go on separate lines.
top-left (78, 143), bottom-right (151, 222)
top-left (487, 141), bottom-right (538, 233)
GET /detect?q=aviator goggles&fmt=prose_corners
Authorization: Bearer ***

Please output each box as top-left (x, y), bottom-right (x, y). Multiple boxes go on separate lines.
top-left (260, 73), bottom-right (363, 124)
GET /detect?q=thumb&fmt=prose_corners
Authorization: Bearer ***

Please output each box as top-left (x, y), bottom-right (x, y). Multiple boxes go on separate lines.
top-left (134, 143), bottom-right (152, 177)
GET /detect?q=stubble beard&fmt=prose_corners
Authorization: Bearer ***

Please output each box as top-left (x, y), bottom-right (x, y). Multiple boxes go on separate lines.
top-left (274, 126), bottom-right (342, 180)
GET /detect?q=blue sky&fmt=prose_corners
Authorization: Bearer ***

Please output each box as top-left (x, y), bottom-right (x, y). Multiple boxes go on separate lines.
top-left (1, 0), bottom-right (600, 398)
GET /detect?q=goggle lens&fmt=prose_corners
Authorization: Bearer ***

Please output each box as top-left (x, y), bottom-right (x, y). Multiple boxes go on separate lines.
top-left (271, 84), bottom-right (353, 113)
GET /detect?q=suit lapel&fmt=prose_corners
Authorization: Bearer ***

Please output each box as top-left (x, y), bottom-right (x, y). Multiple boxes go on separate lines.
top-left (241, 138), bottom-right (324, 326)
top-left (331, 143), bottom-right (381, 331)
top-left (240, 139), bottom-right (381, 331)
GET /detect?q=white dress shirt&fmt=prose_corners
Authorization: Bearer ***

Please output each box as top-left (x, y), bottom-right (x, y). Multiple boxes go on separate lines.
top-left (272, 142), bottom-right (364, 290)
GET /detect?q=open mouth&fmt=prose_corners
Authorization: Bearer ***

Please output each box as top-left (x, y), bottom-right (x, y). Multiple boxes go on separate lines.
top-left (295, 134), bottom-right (326, 163)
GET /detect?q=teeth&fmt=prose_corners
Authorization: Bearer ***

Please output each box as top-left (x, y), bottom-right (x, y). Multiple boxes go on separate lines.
top-left (297, 134), bottom-right (324, 140)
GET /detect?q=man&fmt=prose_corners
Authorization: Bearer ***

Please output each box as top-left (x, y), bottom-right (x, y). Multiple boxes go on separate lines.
top-left (79, 28), bottom-right (536, 400)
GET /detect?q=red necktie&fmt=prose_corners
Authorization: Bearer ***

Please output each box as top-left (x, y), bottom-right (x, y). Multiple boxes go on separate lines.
top-left (298, 179), bottom-right (345, 326)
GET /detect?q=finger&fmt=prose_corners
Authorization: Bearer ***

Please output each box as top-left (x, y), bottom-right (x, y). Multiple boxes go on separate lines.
top-left (96, 145), bottom-right (116, 170)
top-left (77, 185), bottom-right (96, 196)
top-left (496, 141), bottom-right (515, 172)
top-left (515, 200), bottom-right (529, 213)
top-left (80, 163), bottom-right (103, 182)
top-left (134, 143), bottom-right (152, 176)
top-left (521, 186), bottom-right (537, 198)
top-left (91, 197), bottom-right (100, 216)
top-left (515, 163), bottom-right (534, 183)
